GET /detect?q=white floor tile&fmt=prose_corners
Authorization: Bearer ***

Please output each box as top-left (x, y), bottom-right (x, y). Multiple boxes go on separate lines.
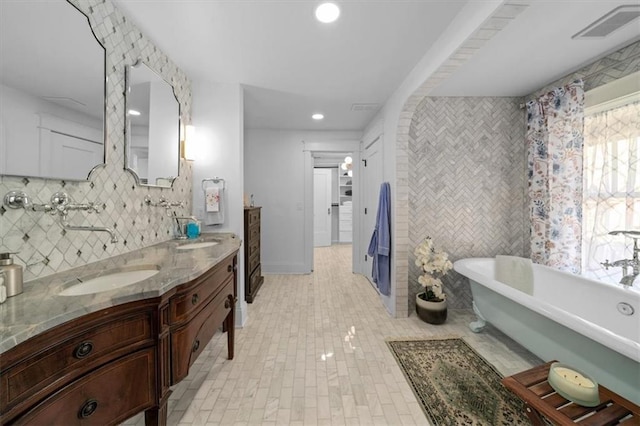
top-left (123, 244), bottom-right (541, 425)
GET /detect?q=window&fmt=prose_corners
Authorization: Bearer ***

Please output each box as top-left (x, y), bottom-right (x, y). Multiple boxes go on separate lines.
top-left (582, 99), bottom-right (639, 283)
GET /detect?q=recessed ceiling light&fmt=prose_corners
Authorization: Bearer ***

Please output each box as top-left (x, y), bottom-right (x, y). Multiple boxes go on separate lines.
top-left (315, 2), bottom-right (340, 24)
top-left (128, 109), bottom-right (141, 116)
top-left (312, 113), bottom-right (324, 120)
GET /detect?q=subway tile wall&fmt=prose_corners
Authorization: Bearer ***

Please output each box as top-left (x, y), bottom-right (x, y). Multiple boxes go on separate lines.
top-left (0, 0), bottom-right (193, 282)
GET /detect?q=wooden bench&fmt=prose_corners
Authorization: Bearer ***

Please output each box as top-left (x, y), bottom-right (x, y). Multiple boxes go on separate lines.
top-left (502, 361), bottom-right (640, 425)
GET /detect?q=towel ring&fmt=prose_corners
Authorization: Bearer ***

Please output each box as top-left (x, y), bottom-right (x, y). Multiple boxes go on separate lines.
top-left (202, 177), bottom-right (225, 191)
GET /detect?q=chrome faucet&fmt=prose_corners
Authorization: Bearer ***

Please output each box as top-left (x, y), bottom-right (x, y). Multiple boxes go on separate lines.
top-left (3, 190), bottom-right (118, 243)
top-left (144, 195), bottom-right (184, 212)
top-left (60, 216), bottom-right (118, 244)
top-left (601, 230), bottom-right (639, 287)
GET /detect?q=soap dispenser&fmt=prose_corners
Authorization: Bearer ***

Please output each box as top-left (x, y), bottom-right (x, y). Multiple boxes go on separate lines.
top-left (0, 253), bottom-right (23, 297)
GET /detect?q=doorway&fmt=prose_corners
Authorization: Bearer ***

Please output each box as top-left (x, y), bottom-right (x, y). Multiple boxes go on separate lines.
top-left (303, 143), bottom-right (361, 274)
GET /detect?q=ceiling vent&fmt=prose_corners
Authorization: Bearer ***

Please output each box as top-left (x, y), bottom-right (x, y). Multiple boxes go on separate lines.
top-left (573, 5), bottom-right (640, 38)
top-left (351, 103), bottom-right (380, 112)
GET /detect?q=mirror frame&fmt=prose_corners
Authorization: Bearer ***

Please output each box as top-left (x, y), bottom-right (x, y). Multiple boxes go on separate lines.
top-left (124, 60), bottom-right (181, 188)
top-left (0, 1), bottom-right (107, 182)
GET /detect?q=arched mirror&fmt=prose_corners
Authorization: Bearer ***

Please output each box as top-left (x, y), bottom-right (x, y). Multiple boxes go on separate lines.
top-left (125, 62), bottom-right (180, 188)
top-left (0, 1), bottom-right (106, 181)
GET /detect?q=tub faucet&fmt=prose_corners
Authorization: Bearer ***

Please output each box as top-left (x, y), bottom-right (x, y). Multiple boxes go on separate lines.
top-left (601, 230), bottom-right (640, 287)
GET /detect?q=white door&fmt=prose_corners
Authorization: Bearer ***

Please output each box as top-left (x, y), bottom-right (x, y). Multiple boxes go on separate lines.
top-left (314, 168), bottom-right (332, 247)
top-left (361, 136), bottom-right (383, 281)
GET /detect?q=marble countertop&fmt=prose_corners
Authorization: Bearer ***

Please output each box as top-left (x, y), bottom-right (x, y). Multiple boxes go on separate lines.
top-left (0, 233), bottom-right (241, 354)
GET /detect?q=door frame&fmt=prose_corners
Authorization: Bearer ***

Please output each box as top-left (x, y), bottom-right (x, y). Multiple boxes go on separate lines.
top-left (358, 133), bottom-right (383, 281)
top-left (302, 140), bottom-right (361, 273)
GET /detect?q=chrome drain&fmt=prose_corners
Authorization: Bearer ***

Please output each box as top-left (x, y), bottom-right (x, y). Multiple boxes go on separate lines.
top-left (617, 302), bottom-right (635, 316)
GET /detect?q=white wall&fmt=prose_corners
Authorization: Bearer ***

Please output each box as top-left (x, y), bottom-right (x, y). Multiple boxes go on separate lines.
top-left (245, 129), bottom-right (361, 274)
top-left (191, 81), bottom-right (247, 326)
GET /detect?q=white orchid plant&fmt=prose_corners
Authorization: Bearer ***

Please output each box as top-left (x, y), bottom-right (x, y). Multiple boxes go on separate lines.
top-left (414, 237), bottom-right (453, 301)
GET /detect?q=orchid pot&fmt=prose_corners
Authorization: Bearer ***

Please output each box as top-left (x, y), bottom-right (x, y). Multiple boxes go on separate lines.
top-left (414, 237), bottom-right (452, 325)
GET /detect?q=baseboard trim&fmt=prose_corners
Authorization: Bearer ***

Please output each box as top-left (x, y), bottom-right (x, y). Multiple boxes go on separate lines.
top-left (262, 262), bottom-right (309, 274)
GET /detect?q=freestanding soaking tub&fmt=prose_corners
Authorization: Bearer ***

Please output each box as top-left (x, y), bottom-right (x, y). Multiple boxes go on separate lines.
top-left (454, 257), bottom-right (640, 405)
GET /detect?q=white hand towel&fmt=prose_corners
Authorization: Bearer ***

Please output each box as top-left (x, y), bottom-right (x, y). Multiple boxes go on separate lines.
top-left (206, 187), bottom-right (220, 212)
top-left (495, 255), bottom-right (534, 295)
top-left (204, 186), bottom-right (225, 226)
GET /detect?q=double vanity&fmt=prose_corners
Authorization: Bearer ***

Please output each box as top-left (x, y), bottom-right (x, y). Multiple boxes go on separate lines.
top-left (0, 2), bottom-right (235, 423)
top-left (0, 234), bottom-right (241, 425)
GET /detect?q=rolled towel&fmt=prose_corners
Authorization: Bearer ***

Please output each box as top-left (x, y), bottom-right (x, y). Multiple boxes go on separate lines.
top-left (495, 255), bottom-right (534, 295)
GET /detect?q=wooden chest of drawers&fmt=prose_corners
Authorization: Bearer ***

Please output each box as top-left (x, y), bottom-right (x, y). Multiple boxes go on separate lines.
top-left (244, 207), bottom-right (264, 303)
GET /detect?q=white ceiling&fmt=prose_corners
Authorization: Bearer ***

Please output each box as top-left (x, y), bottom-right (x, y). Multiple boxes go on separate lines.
top-left (430, 1), bottom-right (640, 97)
top-left (113, 0), bottom-right (640, 131)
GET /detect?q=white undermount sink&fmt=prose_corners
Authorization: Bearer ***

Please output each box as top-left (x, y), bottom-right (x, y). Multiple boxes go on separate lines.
top-left (59, 265), bottom-right (160, 296)
top-left (175, 241), bottom-right (219, 250)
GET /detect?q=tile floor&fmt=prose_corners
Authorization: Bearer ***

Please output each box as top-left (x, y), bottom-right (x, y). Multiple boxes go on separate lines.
top-left (124, 244), bottom-right (541, 425)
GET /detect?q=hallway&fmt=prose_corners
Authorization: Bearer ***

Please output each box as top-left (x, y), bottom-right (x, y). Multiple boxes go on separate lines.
top-left (126, 244), bottom-right (540, 425)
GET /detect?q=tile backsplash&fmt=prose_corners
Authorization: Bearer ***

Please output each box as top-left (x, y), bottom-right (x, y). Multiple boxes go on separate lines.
top-left (0, 0), bottom-right (193, 282)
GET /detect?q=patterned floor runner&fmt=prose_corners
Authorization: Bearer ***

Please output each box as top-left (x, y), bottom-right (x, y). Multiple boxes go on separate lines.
top-left (387, 337), bottom-right (529, 425)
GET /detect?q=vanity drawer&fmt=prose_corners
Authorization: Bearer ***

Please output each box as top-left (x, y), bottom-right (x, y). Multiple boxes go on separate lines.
top-left (19, 348), bottom-right (155, 426)
top-left (170, 254), bottom-right (235, 324)
top-left (1, 308), bottom-right (153, 416)
top-left (171, 277), bottom-right (234, 384)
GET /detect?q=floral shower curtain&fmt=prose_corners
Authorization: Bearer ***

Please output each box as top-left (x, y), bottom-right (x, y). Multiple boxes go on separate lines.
top-left (582, 101), bottom-right (640, 282)
top-left (526, 80), bottom-right (584, 273)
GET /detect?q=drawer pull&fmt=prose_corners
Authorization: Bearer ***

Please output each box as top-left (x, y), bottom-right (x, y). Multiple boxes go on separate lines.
top-left (192, 339), bottom-right (200, 353)
top-left (73, 341), bottom-right (94, 359)
top-left (191, 293), bottom-right (199, 305)
top-left (224, 296), bottom-right (237, 309)
top-left (78, 399), bottom-right (98, 419)
top-left (227, 264), bottom-right (232, 272)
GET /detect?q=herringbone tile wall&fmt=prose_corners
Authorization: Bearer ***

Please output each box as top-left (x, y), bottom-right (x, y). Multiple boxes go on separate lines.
top-left (408, 97), bottom-right (527, 310)
top-left (0, 0), bottom-right (192, 282)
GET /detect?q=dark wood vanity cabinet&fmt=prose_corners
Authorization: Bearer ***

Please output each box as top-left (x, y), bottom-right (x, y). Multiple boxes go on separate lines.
top-left (0, 300), bottom-right (158, 425)
top-left (244, 207), bottom-right (264, 303)
top-left (0, 252), bottom-right (238, 426)
top-left (169, 254), bottom-right (236, 384)
top-left (20, 348), bottom-right (156, 425)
